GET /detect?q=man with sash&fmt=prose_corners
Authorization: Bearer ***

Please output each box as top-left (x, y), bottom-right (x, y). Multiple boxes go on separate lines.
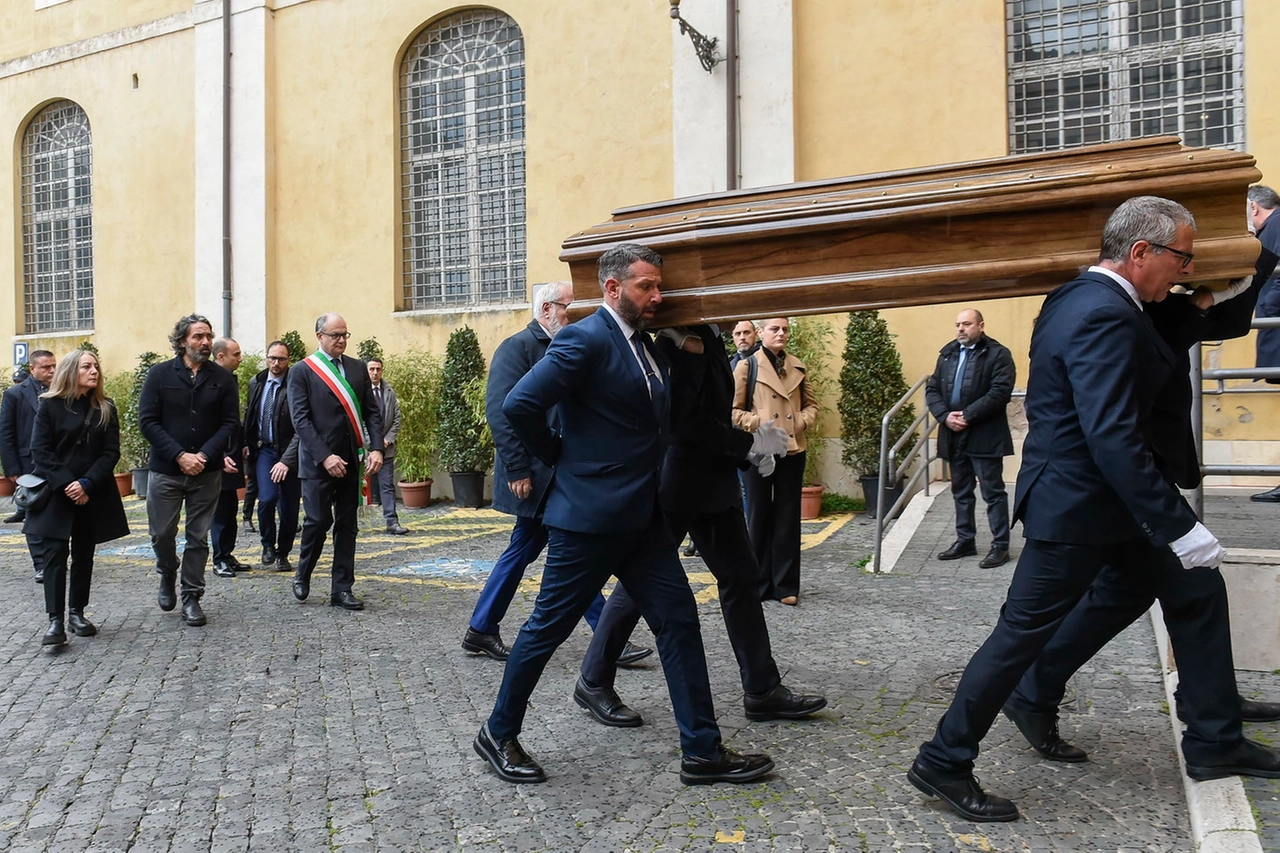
top-left (288, 313), bottom-right (384, 611)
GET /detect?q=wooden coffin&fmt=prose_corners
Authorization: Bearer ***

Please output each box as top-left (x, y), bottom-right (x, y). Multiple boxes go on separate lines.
top-left (559, 137), bottom-right (1262, 325)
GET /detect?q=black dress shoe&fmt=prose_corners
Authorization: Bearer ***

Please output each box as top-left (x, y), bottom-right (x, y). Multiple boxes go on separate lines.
top-left (228, 556), bottom-right (250, 572)
top-left (1002, 704), bottom-right (1088, 763)
top-left (386, 524), bottom-right (410, 535)
top-left (181, 597), bottom-right (207, 627)
top-left (616, 642), bottom-right (653, 667)
top-left (261, 547), bottom-right (277, 566)
top-left (1241, 698), bottom-right (1280, 723)
top-left (938, 539), bottom-right (977, 560)
top-left (212, 561), bottom-right (236, 579)
top-left (42, 617), bottom-right (66, 647)
top-left (157, 572), bottom-right (177, 612)
top-left (681, 541), bottom-right (698, 557)
top-left (330, 590), bottom-right (364, 610)
top-left (67, 609), bottom-right (97, 637)
top-left (1186, 737), bottom-right (1280, 781)
top-left (5, 510), bottom-right (25, 524)
top-left (275, 555), bottom-right (292, 573)
top-left (979, 547), bottom-right (1009, 569)
top-left (34, 568), bottom-right (43, 584)
top-left (1251, 485), bottom-right (1280, 503)
top-left (907, 758), bottom-right (1020, 822)
top-left (473, 723), bottom-right (546, 783)
top-left (680, 747), bottom-right (775, 785)
top-left (462, 628), bottom-right (509, 661)
top-left (242, 517), bottom-right (256, 533)
top-left (293, 571), bottom-right (310, 601)
top-left (744, 683), bottom-right (828, 721)
top-left (573, 676), bottom-right (643, 727)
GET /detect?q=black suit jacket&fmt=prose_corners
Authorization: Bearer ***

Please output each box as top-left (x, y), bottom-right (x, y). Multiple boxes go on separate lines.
top-left (1012, 272), bottom-right (1198, 546)
top-left (486, 321), bottom-right (555, 518)
top-left (138, 357), bottom-right (239, 476)
top-left (25, 395), bottom-right (129, 543)
top-left (288, 353), bottom-right (384, 479)
top-left (924, 334), bottom-right (1015, 460)
top-left (244, 368), bottom-right (295, 460)
top-left (0, 377), bottom-right (42, 476)
top-left (657, 325), bottom-right (754, 514)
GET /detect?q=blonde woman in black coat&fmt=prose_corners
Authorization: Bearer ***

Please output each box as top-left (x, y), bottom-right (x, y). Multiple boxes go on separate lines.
top-left (28, 350), bottom-right (130, 647)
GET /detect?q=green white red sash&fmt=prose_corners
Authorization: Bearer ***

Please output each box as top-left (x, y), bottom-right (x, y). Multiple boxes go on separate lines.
top-left (303, 351), bottom-right (365, 458)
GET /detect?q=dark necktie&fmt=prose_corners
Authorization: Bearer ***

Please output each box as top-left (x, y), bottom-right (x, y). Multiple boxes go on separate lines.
top-left (331, 356), bottom-right (344, 379)
top-left (950, 346), bottom-right (972, 409)
top-left (262, 380), bottom-right (277, 445)
top-left (631, 332), bottom-right (666, 419)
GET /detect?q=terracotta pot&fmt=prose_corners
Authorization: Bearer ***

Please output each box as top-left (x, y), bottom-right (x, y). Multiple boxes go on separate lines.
top-left (399, 480), bottom-right (433, 508)
top-left (800, 484), bottom-right (824, 520)
top-left (0, 478), bottom-right (14, 497)
top-left (236, 487), bottom-right (247, 501)
top-left (114, 471), bottom-right (135, 497)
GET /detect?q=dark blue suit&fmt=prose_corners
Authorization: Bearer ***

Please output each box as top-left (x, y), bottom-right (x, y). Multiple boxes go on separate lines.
top-left (489, 307), bottom-right (722, 757)
top-left (918, 271), bottom-right (1204, 774)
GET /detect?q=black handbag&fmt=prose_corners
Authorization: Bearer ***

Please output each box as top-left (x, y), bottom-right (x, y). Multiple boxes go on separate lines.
top-left (13, 473), bottom-right (51, 512)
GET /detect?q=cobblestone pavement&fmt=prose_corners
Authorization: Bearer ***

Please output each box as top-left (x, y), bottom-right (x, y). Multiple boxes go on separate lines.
top-left (0, 490), bottom-right (1211, 852)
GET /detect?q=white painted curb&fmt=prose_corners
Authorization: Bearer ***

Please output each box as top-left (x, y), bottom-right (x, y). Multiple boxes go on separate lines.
top-left (1150, 602), bottom-right (1262, 853)
top-left (874, 488), bottom-right (939, 574)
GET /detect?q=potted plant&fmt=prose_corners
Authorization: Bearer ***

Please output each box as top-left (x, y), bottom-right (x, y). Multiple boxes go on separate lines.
top-left (437, 326), bottom-right (493, 507)
top-left (837, 310), bottom-right (914, 518)
top-left (103, 369), bottom-right (135, 497)
top-left (120, 351), bottom-right (163, 497)
top-left (384, 350), bottom-right (442, 508)
top-left (279, 329), bottom-right (309, 364)
top-left (785, 316), bottom-right (835, 519)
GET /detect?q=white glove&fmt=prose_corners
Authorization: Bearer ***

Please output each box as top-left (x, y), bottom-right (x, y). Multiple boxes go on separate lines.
top-left (1168, 521), bottom-right (1226, 570)
top-left (1212, 275), bottom-right (1253, 304)
top-left (751, 420), bottom-right (790, 459)
top-left (748, 451), bottom-right (776, 477)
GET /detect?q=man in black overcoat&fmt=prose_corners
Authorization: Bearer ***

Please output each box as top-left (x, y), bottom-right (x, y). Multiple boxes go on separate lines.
top-left (0, 349), bottom-right (55, 576)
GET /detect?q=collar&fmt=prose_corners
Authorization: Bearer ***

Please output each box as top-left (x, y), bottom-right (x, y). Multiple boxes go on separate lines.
top-left (1088, 265), bottom-right (1142, 310)
top-left (602, 303), bottom-right (641, 341)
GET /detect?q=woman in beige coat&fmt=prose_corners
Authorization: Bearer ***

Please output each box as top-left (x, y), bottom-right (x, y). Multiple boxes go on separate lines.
top-left (732, 318), bottom-right (818, 605)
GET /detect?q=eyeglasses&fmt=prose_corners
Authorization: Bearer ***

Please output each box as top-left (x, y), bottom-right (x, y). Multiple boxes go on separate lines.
top-left (320, 331), bottom-right (352, 340)
top-left (1148, 242), bottom-right (1195, 269)
top-left (266, 356), bottom-right (289, 363)
top-left (548, 301), bottom-right (570, 310)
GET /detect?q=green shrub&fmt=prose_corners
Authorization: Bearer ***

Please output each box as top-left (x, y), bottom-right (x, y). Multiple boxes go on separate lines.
top-left (436, 327), bottom-right (494, 474)
top-left (120, 351), bottom-right (164, 470)
top-left (838, 310), bottom-right (914, 477)
top-left (237, 352), bottom-right (264, 411)
top-left (280, 330), bottom-right (308, 364)
top-left (357, 337), bottom-right (384, 362)
top-left (383, 350), bottom-right (443, 483)
top-left (784, 316), bottom-right (835, 486)
top-left (820, 492), bottom-right (866, 514)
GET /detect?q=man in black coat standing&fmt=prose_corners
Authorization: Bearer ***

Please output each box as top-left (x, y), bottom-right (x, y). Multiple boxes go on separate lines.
top-left (289, 313), bottom-right (383, 611)
top-left (208, 337), bottom-right (248, 579)
top-left (139, 315), bottom-right (240, 627)
top-left (244, 341), bottom-right (300, 572)
top-left (0, 349), bottom-right (55, 577)
top-left (925, 310), bottom-right (1015, 568)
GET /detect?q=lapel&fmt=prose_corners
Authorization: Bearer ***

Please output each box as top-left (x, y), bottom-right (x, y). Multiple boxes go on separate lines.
top-left (1090, 274), bottom-right (1177, 368)
top-left (753, 349), bottom-right (804, 398)
top-left (599, 308), bottom-right (659, 420)
top-left (22, 380), bottom-right (39, 414)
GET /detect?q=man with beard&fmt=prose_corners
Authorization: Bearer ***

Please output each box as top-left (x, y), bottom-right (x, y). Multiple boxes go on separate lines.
top-left (1, 349), bottom-right (55, 579)
top-left (139, 314), bottom-right (240, 627)
top-left (474, 244), bottom-right (773, 786)
top-left (244, 341), bottom-right (300, 571)
top-left (462, 280), bottom-right (650, 666)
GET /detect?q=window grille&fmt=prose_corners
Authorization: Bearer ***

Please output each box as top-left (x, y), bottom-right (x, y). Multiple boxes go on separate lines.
top-left (400, 9), bottom-right (526, 310)
top-left (21, 100), bottom-right (94, 333)
top-left (1007, 1), bottom-right (1244, 154)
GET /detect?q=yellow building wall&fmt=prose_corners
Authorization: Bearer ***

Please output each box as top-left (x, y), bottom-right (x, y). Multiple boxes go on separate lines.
top-left (268, 0), bottom-right (674, 362)
top-left (0, 28), bottom-right (194, 373)
top-left (0, 0), bottom-right (192, 62)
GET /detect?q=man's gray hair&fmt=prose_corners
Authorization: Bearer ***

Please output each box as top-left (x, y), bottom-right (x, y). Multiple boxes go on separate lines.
top-left (530, 281), bottom-right (572, 319)
top-left (211, 337), bottom-right (237, 357)
top-left (1249, 185), bottom-right (1280, 211)
top-left (315, 312), bottom-right (341, 334)
top-left (596, 243), bottom-right (663, 293)
top-left (168, 314), bottom-right (213, 356)
top-left (1098, 196), bottom-right (1196, 263)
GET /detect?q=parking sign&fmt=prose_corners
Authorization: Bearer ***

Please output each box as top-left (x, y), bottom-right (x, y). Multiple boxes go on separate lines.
top-left (13, 342), bottom-right (27, 366)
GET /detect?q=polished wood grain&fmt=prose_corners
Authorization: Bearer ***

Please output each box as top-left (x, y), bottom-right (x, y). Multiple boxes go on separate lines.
top-left (560, 137), bottom-right (1262, 324)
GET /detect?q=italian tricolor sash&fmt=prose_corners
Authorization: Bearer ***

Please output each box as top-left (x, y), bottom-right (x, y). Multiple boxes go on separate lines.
top-left (303, 351), bottom-right (365, 458)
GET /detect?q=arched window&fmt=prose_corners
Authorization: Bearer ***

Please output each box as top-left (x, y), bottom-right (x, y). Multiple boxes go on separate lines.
top-left (21, 100), bottom-right (94, 333)
top-left (400, 9), bottom-right (526, 309)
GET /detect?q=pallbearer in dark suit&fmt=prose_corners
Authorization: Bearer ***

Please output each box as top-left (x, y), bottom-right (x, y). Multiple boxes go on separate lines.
top-left (573, 324), bottom-right (826, 729)
top-left (474, 244), bottom-right (773, 786)
top-left (909, 196), bottom-right (1260, 822)
top-left (27, 350), bottom-right (129, 646)
top-left (288, 313), bottom-right (384, 611)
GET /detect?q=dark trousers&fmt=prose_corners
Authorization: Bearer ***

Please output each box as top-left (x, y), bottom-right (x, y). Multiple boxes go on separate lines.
top-left (468, 515), bottom-right (603, 635)
top-left (43, 511), bottom-right (95, 616)
top-left (242, 470), bottom-right (257, 521)
top-left (949, 453), bottom-right (1010, 549)
top-left (370, 456), bottom-right (400, 525)
top-left (919, 537), bottom-right (1140, 773)
top-left (209, 488), bottom-right (240, 564)
top-left (147, 469), bottom-right (222, 599)
top-left (487, 518), bottom-right (722, 757)
top-left (255, 448), bottom-right (300, 557)
top-left (742, 451), bottom-right (804, 600)
top-left (25, 533), bottom-right (44, 575)
top-left (581, 506), bottom-right (781, 695)
top-left (296, 469), bottom-right (360, 594)
top-left (1007, 553), bottom-right (1241, 763)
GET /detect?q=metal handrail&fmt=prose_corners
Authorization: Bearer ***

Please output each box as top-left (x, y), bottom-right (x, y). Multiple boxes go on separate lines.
top-left (872, 375), bottom-right (938, 574)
